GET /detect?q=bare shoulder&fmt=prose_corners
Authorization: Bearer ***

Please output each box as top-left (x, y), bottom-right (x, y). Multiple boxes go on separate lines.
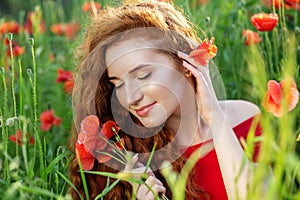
top-left (218, 100), bottom-right (261, 128)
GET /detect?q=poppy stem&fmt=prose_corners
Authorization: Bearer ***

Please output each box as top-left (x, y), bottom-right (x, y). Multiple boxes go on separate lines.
top-left (264, 32), bottom-right (274, 76)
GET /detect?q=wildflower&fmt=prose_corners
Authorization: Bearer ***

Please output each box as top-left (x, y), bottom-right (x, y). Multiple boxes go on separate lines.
top-left (7, 44), bottom-right (25, 57)
top-left (82, 2), bottom-right (102, 13)
top-left (75, 142), bottom-right (95, 170)
top-left (63, 80), bottom-right (74, 94)
top-left (76, 115), bottom-right (125, 169)
top-left (56, 68), bottom-right (73, 83)
top-left (40, 109), bottom-right (62, 131)
top-left (262, 78), bottom-right (299, 117)
top-left (56, 68), bottom-right (74, 94)
top-left (250, 12), bottom-right (278, 32)
top-left (102, 120), bottom-right (121, 139)
top-left (9, 129), bottom-right (34, 146)
top-left (189, 37), bottom-right (218, 66)
top-left (50, 23), bottom-right (80, 39)
top-left (242, 29), bottom-right (262, 45)
top-left (0, 21), bottom-right (20, 34)
top-left (24, 11), bottom-right (46, 35)
top-left (285, 0), bottom-right (300, 11)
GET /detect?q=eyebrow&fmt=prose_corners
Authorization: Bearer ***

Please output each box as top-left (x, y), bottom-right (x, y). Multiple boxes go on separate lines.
top-left (108, 64), bottom-right (150, 80)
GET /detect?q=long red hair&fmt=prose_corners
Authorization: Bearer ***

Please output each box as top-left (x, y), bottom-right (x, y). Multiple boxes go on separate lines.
top-left (69, 1), bottom-right (208, 199)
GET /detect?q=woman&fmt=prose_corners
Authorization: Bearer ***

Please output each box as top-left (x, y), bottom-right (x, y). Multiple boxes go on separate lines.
top-left (69, 1), bottom-right (264, 199)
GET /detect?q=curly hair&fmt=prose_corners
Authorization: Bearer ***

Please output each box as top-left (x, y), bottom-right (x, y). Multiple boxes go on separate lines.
top-left (69, 1), bottom-right (208, 199)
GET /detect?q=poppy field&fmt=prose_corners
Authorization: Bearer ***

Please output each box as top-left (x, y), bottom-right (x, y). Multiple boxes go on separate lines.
top-left (0, 0), bottom-right (299, 199)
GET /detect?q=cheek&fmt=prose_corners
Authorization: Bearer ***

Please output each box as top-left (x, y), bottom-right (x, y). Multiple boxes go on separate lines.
top-left (115, 89), bottom-right (127, 108)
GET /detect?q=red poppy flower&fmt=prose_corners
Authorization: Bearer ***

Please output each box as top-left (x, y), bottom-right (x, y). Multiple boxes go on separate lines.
top-left (40, 109), bottom-right (62, 131)
top-left (115, 138), bottom-right (125, 150)
top-left (9, 129), bottom-right (34, 146)
top-left (82, 2), bottom-right (102, 13)
top-left (242, 29), bottom-right (262, 45)
top-left (24, 11), bottom-right (46, 35)
top-left (75, 142), bottom-right (95, 170)
top-left (63, 80), bottom-right (74, 94)
top-left (250, 13), bottom-right (278, 32)
top-left (56, 68), bottom-right (73, 83)
top-left (262, 78), bottom-right (299, 117)
top-left (78, 115), bottom-right (125, 164)
top-left (102, 120), bottom-right (121, 139)
top-left (50, 23), bottom-right (80, 39)
top-left (189, 37), bottom-right (218, 66)
top-left (285, 0), bottom-right (300, 11)
top-left (0, 21), bottom-right (20, 34)
top-left (7, 44), bottom-right (25, 57)
top-left (80, 115), bottom-right (109, 152)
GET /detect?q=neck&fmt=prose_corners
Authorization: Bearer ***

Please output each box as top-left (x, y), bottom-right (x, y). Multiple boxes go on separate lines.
top-left (166, 103), bottom-right (210, 148)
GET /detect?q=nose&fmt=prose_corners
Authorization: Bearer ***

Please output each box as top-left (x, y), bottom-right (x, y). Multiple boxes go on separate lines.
top-left (126, 83), bottom-right (143, 106)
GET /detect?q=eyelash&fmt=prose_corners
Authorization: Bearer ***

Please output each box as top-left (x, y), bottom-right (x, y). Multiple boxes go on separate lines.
top-left (137, 72), bottom-right (152, 80)
top-left (114, 72), bottom-right (152, 89)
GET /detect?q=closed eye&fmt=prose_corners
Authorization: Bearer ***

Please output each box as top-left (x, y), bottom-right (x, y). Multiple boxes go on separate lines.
top-left (137, 72), bottom-right (152, 80)
top-left (114, 81), bottom-right (124, 89)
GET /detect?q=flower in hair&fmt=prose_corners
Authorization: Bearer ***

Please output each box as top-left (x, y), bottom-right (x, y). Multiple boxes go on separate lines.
top-left (189, 37), bottom-right (218, 66)
top-left (75, 115), bottom-right (126, 170)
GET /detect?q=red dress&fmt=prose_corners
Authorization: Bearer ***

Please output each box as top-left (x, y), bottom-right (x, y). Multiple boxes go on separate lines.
top-left (183, 116), bottom-right (262, 200)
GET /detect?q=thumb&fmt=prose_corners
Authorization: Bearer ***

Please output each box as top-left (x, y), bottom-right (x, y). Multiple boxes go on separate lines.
top-left (124, 153), bottom-right (138, 172)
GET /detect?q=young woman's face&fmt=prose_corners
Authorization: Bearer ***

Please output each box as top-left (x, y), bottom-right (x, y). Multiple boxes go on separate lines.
top-left (106, 39), bottom-right (191, 128)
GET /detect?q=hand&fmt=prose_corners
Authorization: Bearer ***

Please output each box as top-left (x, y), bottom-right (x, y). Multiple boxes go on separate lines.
top-left (124, 154), bottom-right (166, 200)
top-left (177, 51), bottom-right (220, 123)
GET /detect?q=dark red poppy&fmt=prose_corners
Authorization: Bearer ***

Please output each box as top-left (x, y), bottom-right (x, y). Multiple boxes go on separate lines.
top-left (242, 29), bottom-right (262, 45)
top-left (262, 78), bottom-right (299, 117)
top-left (40, 110), bottom-right (62, 131)
top-left (102, 120), bottom-right (121, 139)
top-left (75, 142), bottom-right (95, 170)
top-left (56, 68), bottom-right (73, 83)
top-left (189, 37), bottom-right (218, 66)
top-left (250, 13), bottom-right (278, 32)
top-left (9, 129), bottom-right (34, 146)
top-left (0, 21), bottom-right (20, 34)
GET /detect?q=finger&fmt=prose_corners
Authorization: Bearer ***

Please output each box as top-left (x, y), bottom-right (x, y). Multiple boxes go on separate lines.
top-left (137, 179), bottom-right (165, 199)
top-left (182, 60), bottom-right (209, 89)
top-left (142, 185), bottom-right (166, 200)
top-left (124, 153), bottom-right (138, 172)
top-left (137, 176), bottom-right (159, 197)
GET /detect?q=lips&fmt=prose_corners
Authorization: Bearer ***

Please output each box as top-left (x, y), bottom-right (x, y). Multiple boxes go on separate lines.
top-left (135, 102), bottom-right (156, 117)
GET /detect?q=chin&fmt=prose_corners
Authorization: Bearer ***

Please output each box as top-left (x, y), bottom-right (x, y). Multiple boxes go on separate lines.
top-left (138, 115), bottom-right (167, 128)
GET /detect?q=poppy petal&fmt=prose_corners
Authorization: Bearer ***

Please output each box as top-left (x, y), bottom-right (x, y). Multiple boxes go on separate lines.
top-left (267, 80), bottom-right (282, 104)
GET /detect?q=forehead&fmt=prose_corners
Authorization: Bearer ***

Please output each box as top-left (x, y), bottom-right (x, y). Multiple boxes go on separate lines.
top-left (106, 38), bottom-right (174, 76)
